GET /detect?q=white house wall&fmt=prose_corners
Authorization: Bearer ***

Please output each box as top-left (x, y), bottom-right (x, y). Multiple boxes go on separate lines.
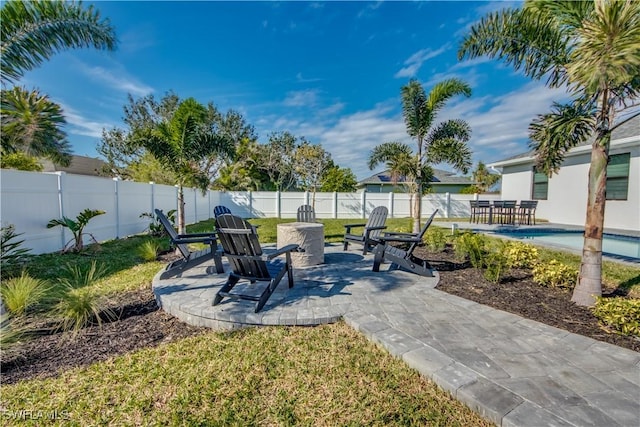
top-left (499, 144), bottom-right (639, 231)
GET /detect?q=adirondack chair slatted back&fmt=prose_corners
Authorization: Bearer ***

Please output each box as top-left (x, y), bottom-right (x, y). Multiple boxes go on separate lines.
top-left (297, 205), bottom-right (316, 222)
top-left (155, 209), bottom-right (190, 259)
top-left (406, 210), bottom-right (438, 256)
top-left (367, 206), bottom-right (388, 239)
top-left (214, 205), bottom-right (232, 218)
top-left (215, 214), bottom-right (269, 279)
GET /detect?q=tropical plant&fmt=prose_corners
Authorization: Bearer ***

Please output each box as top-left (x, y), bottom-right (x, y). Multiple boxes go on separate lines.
top-left (58, 260), bottom-right (108, 289)
top-left (140, 209), bottom-right (176, 236)
top-left (368, 79), bottom-right (472, 233)
top-left (532, 260), bottom-right (578, 289)
top-left (458, 0), bottom-right (640, 306)
top-left (1, 224), bottom-right (31, 276)
top-left (0, 271), bottom-right (49, 316)
top-left (134, 98), bottom-right (231, 233)
top-left (137, 239), bottom-right (162, 262)
top-left (0, 86), bottom-right (72, 166)
top-left (46, 208), bottom-right (106, 252)
top-left (294, 141), bottom-right (331, 208)
top-left (593, 296), bottom-right (640, 337)
top-left (0, 151), bottom-right (44, 171)
top-left (471, 161), bottom-right (500, 193)
top-left (0, 0), bottom-right (116, 84)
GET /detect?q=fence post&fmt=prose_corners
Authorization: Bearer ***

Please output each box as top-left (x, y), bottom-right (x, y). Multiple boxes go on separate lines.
top-left (149, 182), bottom-right (155, 215)
top-left (113, 177), bottom-right (120, 239)
top-left (445, 192), bottom-right (451, 219)
top-left (361, 191), bottom-right (366, 218)
top-left (276, 191), bottom-right (281, 218)
top-left (333, 192), bottom-right (338, 219)
top-left (55, 172), bottom-right (67, 250)
top-left (388, 192), bottom-right (394, 218)
top-left (249, 191), bottom-right (253, 217)
top-left (304, 191), bottom-right (310, 205)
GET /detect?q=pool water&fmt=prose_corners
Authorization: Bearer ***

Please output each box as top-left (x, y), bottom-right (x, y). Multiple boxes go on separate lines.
top-left (495, 230), bottom-right (640, 261)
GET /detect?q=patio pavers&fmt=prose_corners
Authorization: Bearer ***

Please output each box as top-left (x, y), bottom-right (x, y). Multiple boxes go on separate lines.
top-left (152, 243), bottom-right (640, 427)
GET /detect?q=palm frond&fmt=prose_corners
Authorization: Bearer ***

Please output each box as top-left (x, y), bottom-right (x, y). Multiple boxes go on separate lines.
top-left (367, 142), bottom-right (413, 170)
top-left (1, 0), bottom-right (117, 84)
top-left (458, 7), bottom-right (571, 88)
top-left (529, 102), bottom-right (596, 176)
top-left (426, 79), bottom-right (472, 114)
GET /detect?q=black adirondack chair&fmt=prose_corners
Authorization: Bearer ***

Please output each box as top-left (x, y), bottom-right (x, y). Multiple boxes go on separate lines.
top-left (213, 214), bottom-right (299, 313)
top-left (343, 206), bottom-right (388, 255)
top-left (154, 209), bottom-right (224, 279)
top-left (372, 210), bottom-right (438, 277)
top-left (213, 205), bottom-right (232, 218)
top-left (297, 204), bottom-right (316, 222)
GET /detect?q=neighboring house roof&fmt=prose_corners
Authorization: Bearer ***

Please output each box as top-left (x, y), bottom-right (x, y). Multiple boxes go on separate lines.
top-left (41, 155), bottom-right (107, 176)
top-left (358, 168), bottom-right (475, 186)
top-left (489, 115), bottom-right (640, 168)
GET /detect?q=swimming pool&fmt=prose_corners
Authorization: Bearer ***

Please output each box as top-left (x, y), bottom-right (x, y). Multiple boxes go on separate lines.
top-left (493, 229), bottom-right (640, 262)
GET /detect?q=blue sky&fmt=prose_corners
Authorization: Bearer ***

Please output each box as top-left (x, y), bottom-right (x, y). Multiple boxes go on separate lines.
top-left (21, 0), bottom-right (570, 180)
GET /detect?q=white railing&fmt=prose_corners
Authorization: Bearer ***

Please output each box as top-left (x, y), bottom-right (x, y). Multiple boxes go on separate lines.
top-left (0, 169), bottom-right (497, 254)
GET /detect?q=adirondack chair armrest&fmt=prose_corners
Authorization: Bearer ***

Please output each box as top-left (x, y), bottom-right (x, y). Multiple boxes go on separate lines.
top-left (378, 235), bottom-right (422, 244)
top-left (176, 232), bottom-right (216, 239)
top-left (172, 236), bottom-right (217, 245)
top-left (365, 225), bottom-right (387, 231)
top-left (382, 231), bottom-right (417, 238)
top-left (344, 223), bottom-right (367, 232)
top-left (266, 244), bottom-right (301, 260)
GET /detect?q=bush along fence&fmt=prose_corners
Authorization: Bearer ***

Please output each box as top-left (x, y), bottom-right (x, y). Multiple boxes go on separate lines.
top-left (0, 169), bottom-right (497, 254)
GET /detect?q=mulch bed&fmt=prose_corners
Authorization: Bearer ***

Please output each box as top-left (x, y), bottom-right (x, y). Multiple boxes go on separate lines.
top-left (2, 246), bottom-right (638, 385)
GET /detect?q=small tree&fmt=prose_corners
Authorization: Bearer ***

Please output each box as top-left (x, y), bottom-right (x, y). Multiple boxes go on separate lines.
top-left (294, 141), bottom-right (331, 208)
top-left (46, 209), bottom-right (105, 252)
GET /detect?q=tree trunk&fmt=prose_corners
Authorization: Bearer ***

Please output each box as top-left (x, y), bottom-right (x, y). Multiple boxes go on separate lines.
top-left (572, 134), bottom-right (609, 307)
top-left (177, 185), bottom-right (186, 235)
top-left (412, 186), bottom-right (422, 233)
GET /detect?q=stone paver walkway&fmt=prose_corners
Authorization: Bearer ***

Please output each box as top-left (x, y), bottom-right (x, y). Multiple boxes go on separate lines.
top-left (152, 244), bottom-right (640, 427)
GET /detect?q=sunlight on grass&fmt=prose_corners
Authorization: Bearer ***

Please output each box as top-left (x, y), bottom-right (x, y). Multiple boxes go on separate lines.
top-left (1, 322), bottom-right (491, 426)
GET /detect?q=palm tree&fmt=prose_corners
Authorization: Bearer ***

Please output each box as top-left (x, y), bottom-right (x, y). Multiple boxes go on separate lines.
top-left (0, 86), bottom-right (72, 166)
top-left (368, 79), bottom-right (472, 233)
top-left (136, 98), bottom-right (231, 234)
top-left (1, 0), bottom-right (116, 85)
top-left (458, 0), bottom-right (640, 306)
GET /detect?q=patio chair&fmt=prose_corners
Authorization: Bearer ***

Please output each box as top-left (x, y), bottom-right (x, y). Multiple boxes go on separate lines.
top-left (343, 206), bottom-right (388, 255)
top-left (213, 214), bottom-right (299, 313)
top-left (372, 210), bottom-right (438, 277)
top-left (214, 205), bottom-right (232, 218)
top-left (296, 204), bottom-right (316, 222)
top-left (517, 200), bottom-right (538, 225)
top-left (154, 209), bottom-right (224, 279)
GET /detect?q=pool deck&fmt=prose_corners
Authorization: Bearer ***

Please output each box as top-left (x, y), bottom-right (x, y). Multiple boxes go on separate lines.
top-left (153, 244), bottom-right (640, 427)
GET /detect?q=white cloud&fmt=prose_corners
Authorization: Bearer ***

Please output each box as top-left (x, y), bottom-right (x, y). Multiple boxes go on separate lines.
top-left (395, 45), bottom-right (449, 78)
top-left (80, 64), bottom-right (153, 96)
top-left (283, 89), bottom-right (320, 107)
top-left (61, 103), bottom-right (114, 138)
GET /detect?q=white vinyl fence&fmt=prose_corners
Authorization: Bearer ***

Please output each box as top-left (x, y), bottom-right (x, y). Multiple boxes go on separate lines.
top-left (0, 169), bottom-right (497, 254)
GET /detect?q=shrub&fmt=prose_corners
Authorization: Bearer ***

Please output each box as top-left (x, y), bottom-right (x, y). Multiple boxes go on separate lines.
top-left (504, 241), bottom-right (539, 269)
top-left (59, 260), bottom-right (108, 289)
top-left (46, 208), bottom-right (106, 252)
top-left (423, 227), bottom-right (448, 252)
top-left (137, 239), bottom-right (162, 261)
top-left (483, 250), bottom-right (510, 283)
top-left (0, 271), bottom-right (49, 315)
top-left (454, 231), bottom-right (487, 268)
top-left (532, 260), bottom-right (577, 289)
top-left (593, 297), bottom-right (640, 337)
top-left (140, 209), bottom-right (176, 236)
top-left (54, 285), bottom-right (114, 332)
top-left (1, 224), bottom-right (31, 277)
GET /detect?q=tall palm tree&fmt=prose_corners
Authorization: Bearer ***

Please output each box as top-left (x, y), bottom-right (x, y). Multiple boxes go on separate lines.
top-left (369, 79), bottom-right (472, 233)
top-left (0, 86), bottom-right (72, 166)
top-left (136, 98), bottom-right (231, 233)
top-left (459, 0), bottom-right (640, 306)
top-left (1, 0), bottom-right (116, 85)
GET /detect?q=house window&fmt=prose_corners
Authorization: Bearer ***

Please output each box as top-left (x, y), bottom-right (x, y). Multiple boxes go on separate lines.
top-left (532, 167), bottom-right (548, 200)
top-left (606, 153), bottom-right (630, 200)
